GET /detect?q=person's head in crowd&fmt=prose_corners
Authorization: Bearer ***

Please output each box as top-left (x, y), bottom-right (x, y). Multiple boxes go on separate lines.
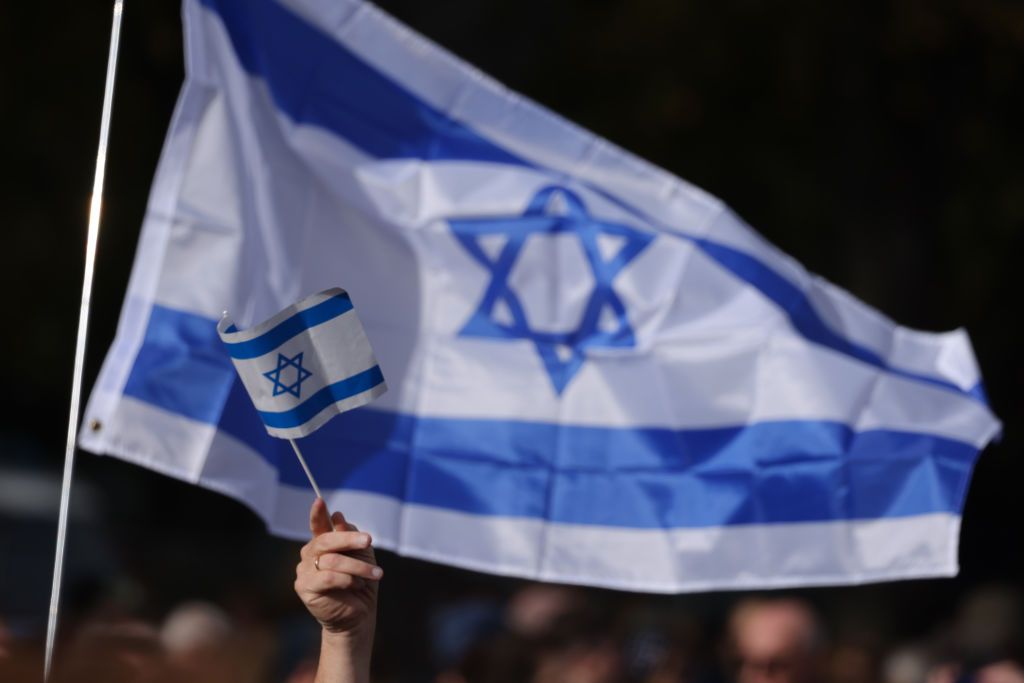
top-left (883, 643), bottom-right (933, 683)
top-left (619, 607), bottom-right (703, 683)
top-left (0, 617), bottom-right (31, 682)
top-left (971, 659), bottom-right (1024, 683)
top-left (726, 597), bottom-right (826, 683)
top-left (431, 597), bottom-right (505, 675)
top-left (532, 632), bottom-right (622, 683)
top-left (826, 641), bottom-right (877, 683)
top-left (955, 585), bottom-right (1023, 665)
top-left (160, 601), bottom-right (236, 683)
top-left (436, 634), bottom-right (538, 683)
top-left (434, 585), bottom-right (618, 683)
top-left (506, 584), bottom-right (586, 639)
top-left (284, 656), bottom-right (319, 683)
top-left (529, 599), bottom-right (623, 683)
top-left (0, 617), bottom-right (10, 660)
top-left (920, 659), bottom-right (1024, 683)
top-left (51, 619), bottom-right (168, 683)
top-left (900, 585), bottom-right (1024, 683)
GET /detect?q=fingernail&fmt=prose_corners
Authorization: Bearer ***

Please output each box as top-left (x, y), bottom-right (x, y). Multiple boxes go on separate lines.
top-left (371, 567), bottom-right (383, 579)
top-left (360, 533), bottom-right (371, 546)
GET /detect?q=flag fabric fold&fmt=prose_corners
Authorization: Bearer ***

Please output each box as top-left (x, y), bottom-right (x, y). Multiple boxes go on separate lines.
top-left (80, 0), bottom-right (1002, 592)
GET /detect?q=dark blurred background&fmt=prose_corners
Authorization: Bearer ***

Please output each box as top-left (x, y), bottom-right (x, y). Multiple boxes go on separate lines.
top-left (0, 1), bottom-right (1021, 682)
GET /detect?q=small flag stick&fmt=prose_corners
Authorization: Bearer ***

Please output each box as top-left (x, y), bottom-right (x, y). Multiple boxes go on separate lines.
top-left (289, 438), bottom-right (335, 531)
top-left (45, 1), bottom-right (125, 680)
top-left (288, 438), bottom-right (324, 498)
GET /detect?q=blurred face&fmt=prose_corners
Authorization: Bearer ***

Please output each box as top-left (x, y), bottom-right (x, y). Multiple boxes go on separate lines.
top-left (974, 661), bottom-right (1024, 683)
top-left (506, 585), bottom-right (582, 638)
top-left (533, 643), bottom-right (621, 683)
top-left (730, 602), bottom-right (819, 683)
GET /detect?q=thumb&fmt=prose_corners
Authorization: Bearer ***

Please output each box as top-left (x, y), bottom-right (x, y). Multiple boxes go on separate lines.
top-left (309, 497), bottom-right (333, 536)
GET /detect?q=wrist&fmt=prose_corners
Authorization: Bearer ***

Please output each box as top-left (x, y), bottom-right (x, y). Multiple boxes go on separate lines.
top-left (320, 622), bottom-right (375, 649)
top-left (318, 622), bottom-right (375, 683)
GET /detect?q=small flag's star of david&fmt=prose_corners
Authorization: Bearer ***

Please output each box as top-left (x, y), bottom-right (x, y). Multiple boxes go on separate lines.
top-left (450, 185), bottom-right (654, 394)
top-left (263, 351), bottom-right (313, 398)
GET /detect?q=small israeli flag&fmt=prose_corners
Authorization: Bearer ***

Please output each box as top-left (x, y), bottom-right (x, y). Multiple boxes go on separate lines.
top-left (216, 288), bottom-right (386, 439)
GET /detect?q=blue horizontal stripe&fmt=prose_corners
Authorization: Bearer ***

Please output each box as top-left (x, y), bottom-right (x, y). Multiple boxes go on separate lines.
top-left (224, 291), bottom-right (353, 360)
top-left (124, 305), bottom-right (981, 529)
top-left (258, 365), bottom-right (385, 429)
top-left (199, 0), bottom-right (524, 166)
top-left (196, 0), bottom-right (984, 405)
top-left (124, 305), bottom-right (237, 424)
top-left (695, 238), bottom-right (971, 397)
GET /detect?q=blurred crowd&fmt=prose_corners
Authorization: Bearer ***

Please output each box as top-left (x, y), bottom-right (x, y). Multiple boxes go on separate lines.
top-left (2, 580), bottom-right (1023, 683)
top-left (423, 584), bottom-right (1024, 683)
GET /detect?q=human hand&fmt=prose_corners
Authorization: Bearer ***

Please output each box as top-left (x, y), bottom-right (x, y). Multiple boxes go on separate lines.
top-left (294, 498), bottom-right (382, 639)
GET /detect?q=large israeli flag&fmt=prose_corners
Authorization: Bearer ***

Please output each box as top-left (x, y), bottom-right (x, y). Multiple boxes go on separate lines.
top-left (81, 0), bottom-right (1002, 592)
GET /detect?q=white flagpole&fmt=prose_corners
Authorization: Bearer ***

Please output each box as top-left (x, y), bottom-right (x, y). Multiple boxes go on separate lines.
top-left (289, 439), bottom-right (336, 531)
top-left (289, 438), bottom-right (325, 499)
top-left (45, 1), bottom-right (126, 679)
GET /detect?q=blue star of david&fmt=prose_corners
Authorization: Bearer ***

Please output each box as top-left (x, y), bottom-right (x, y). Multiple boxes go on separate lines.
top-left (263, 352), bottom-right (313, 398)
top-left (450, 185), bottom-right (654, 394)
